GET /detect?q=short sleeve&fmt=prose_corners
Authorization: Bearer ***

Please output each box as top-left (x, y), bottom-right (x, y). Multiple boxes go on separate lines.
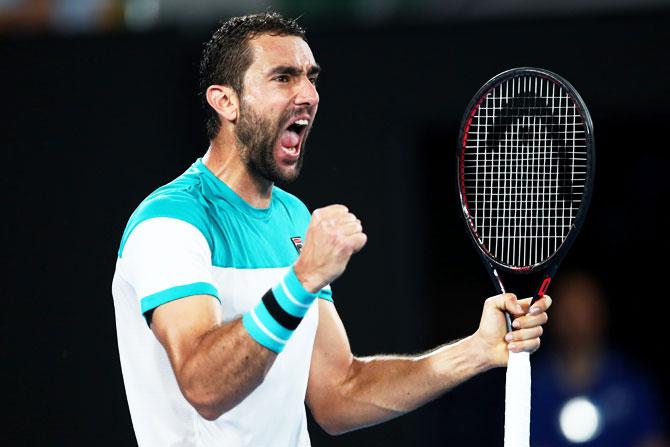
top-left (119, 217), bottom-right (220, 315)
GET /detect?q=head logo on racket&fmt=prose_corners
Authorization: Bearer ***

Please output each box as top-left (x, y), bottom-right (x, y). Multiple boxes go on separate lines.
top-left (458, 67), bottom-right (595, 299)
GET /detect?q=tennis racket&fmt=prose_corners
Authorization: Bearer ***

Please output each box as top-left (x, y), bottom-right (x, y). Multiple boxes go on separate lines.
top-left (456, 67), bottom-right (595, 446)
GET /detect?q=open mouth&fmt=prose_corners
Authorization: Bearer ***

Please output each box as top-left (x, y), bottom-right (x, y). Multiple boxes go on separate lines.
top-left (280, 118), bottom-right (309, 156)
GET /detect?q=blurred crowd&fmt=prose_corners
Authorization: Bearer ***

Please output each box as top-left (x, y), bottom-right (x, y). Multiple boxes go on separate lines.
top-left (3, 0), bottom-right (668, 34)
top-left (0, 0), bottom-right (123, 32)
top-left (532, 271), bottom-right (667, 447)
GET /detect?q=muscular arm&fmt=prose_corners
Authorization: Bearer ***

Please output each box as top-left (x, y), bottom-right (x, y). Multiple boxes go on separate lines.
top-left (146, 204), bottom-right (366, 422)
top-left (150, 295), bottom-right (276, 420)
top-left (306, 295), bottom-right (550, 435)
top-left (306, 300), bottom-right (488, 434)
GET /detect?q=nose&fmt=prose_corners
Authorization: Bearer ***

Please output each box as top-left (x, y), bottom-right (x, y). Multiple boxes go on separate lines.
top-left (295, 76), bottom-right (319, 107)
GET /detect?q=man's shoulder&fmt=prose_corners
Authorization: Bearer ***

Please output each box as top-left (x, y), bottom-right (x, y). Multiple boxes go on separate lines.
top-left (137, 168), bottom-right (211, 221)
top-left (143, 176), bottom-right (207, 215)
top-left (118, 166), bottom-right (213, 257)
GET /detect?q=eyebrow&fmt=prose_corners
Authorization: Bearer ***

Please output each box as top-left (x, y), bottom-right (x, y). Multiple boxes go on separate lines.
top-left (268, 64), bottom-right (321, 77)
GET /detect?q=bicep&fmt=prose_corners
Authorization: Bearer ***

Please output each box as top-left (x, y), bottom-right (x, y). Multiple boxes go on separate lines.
top-left (121, 217), bottom-right (221, 371)
top-left (306, 300), bottom-right (355, 409)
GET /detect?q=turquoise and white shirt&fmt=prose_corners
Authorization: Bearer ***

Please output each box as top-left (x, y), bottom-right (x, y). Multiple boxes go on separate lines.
top-left (112, 158), bottom-right (332, 447)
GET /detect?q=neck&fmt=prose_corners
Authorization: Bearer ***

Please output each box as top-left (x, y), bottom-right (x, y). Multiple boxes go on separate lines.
top-left (203, 133), bottom-right (273, 208)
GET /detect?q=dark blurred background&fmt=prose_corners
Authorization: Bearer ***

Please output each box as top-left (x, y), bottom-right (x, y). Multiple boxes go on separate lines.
top-left (2, 0), bottom-right (669, 445)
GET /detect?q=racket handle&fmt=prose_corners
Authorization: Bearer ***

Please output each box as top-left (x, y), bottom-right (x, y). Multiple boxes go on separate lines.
top-left (505, 351), bottom-right (531, 447)
top-left (504, 311), bottom-right (513, 333)
top-left (489, 266), bottom-right (514, 332)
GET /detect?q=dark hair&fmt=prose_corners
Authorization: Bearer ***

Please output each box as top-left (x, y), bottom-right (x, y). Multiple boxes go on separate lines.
top-left (198, 12), bottom-right (307, 140)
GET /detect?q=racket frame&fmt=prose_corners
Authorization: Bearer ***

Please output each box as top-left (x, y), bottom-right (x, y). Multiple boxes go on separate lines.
top-left (457, 67), bottom-right (595, 304)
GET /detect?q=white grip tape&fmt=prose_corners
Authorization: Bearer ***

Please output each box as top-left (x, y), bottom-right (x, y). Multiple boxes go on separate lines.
top-left (504, 350), bottom-right (531, 447)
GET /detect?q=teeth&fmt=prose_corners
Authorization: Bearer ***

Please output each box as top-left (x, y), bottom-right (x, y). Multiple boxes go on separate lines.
top-left (295, 119), bottom-right (308, 126)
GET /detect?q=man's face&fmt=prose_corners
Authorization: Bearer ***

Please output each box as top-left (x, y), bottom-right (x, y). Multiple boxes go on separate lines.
top-left (235, 34), bottom-right (320, 183)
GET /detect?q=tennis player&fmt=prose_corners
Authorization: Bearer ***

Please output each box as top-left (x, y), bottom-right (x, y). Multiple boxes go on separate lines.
top-left (111, 12), bottom-right (551, 447)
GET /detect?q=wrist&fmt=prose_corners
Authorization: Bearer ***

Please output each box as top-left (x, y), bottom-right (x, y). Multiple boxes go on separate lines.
top-left (242, 267), bottom-right (319, 353)
top-left (293, 260), bottom-right (323, 293)
top-left (284, 266), bottom-right (320, 303)
top-left (469, 331), bottom-right (501, 371)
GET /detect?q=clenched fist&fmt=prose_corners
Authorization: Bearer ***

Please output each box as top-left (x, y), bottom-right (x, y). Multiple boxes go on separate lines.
top-left (293, 205), bottom-right (367, 293)
top-left (473, 293), bottom-right (552, 368)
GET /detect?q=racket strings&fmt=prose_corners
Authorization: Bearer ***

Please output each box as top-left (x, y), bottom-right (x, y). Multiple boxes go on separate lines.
top-left (463, 76), bottom-right (588, 268)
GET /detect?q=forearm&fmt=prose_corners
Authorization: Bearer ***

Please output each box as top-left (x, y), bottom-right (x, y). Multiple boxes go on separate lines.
top-left (322, 335), bottom-right (491, 434)
top-left (159, 267), bottom-right (320, 420)
top-left (178, 318), bottom-right (276, 420)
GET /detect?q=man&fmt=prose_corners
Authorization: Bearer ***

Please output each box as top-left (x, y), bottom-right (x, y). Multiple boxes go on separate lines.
top-left (112, 12), bottom-right (551, 446)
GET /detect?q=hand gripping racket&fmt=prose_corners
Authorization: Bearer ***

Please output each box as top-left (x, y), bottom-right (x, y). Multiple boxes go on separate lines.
top-left (456, 67), bottom-right (595, 446)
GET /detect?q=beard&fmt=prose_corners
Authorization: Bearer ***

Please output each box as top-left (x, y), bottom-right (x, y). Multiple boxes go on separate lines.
top-left (235, 99), bottom-right (309, 184)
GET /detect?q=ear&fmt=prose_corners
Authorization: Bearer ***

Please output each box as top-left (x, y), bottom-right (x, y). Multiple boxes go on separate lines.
top-left (205, 85), bottom-right (239, 123)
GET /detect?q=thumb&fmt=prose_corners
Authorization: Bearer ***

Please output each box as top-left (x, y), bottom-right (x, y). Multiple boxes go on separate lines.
top-left (488, 293), bottom-right (524, 317)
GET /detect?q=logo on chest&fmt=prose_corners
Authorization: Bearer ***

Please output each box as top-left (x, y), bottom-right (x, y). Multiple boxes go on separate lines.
top-left (290, 236), bottom-right (303, 254)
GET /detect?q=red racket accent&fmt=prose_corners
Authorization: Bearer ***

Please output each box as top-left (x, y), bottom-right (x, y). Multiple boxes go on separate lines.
top-left (538, 277), bottom-right (552, 297)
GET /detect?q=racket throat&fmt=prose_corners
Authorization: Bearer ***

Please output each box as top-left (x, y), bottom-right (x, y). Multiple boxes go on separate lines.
top-left (497, 270), bottom-right (553, 302)
top-left (486, 260), bottom-right (557, 306)
top-left (484, 264), bottom-right (551, 301)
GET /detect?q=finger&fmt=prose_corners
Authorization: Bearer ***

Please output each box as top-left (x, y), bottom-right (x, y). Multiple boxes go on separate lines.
top-left (528, 295), bottom-right (552, 315)
top-left (508, 338), bottom-right (541, 354)
top-left (502, 293), bottom-right (525, 317)
top-left (511, 312), bottom-right (548, 330)
top-left (324, 204), bottom-right (349, 213)
top-left (322, 210), bottom-right (359, 229)
top-left (313, 204), bottom-right (349, 220)
top-left (348, 232), bottom-right (368, 253)
top-left (517, 297), bottom-right (533, 314)
top-left (337, 212), bottom-right (359, 224)
top-left (505, 326), bottom-right (543, 343)
top-left (486, 293), bottom-right (519, 313)
top-left (339, 220), bottom-right (363, 236)
top-left (515, 295), bottom-right (553, 315)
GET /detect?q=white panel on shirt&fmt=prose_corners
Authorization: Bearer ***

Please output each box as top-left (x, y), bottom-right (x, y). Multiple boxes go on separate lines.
top-left (113, 217), bottom-right (318, 446)
top-left (119, 217), bottom-right (216, 303)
